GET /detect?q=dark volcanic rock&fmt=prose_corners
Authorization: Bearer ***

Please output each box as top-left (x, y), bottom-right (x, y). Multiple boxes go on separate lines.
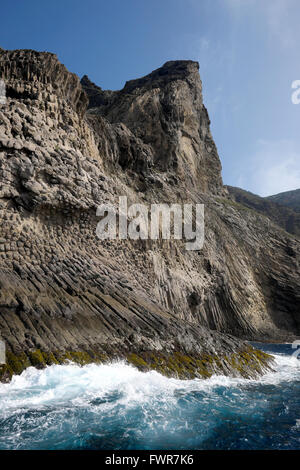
top-left (1, 49), bottom-right (88, 117)
top-left (0, 48), bottom-right (299, 381)
top-left (81, 75), bottom-right (115, 109)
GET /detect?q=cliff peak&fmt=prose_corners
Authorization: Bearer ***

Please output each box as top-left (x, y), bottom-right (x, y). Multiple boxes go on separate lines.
top-left (82, 59), bottom-right (222, 193)
top-left (122, 59), bottom-right (200, 94)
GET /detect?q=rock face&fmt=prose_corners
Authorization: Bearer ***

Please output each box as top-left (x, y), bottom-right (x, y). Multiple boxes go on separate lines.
top-left (82, 61), bottom-right (223, 193)
top-left (0, 48), bottom-right (299, 381)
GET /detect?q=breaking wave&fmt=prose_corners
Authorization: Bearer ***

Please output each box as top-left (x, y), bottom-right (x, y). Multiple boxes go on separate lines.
top-left (0, 344), bottom-right (299, 449)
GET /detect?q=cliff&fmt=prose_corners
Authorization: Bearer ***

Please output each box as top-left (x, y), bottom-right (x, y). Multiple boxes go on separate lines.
top-left (82, 61), bottom-right (223, 193)
top-left (0, 48), bottom-right (299, 381)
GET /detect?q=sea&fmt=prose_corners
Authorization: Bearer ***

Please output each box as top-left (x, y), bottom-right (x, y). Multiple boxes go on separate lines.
top-left (0, 343), bottom-right (299, 450)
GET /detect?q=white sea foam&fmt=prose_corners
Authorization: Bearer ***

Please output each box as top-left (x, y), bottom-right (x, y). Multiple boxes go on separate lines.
top-left (0, 352), bottom-right (298, 413)
top-left (0, 351), bottom-right (299, 450)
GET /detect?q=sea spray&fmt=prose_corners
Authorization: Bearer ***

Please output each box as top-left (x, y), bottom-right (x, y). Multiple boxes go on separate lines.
top-left (0, 345), bottom-right (299, 450)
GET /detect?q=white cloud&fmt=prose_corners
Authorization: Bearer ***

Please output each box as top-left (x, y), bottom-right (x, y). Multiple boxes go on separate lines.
top-left (237, 139), bottom-right (300, 196)
top-left (199, 37), bottom-right (210, 52)
top-left (225, 0), bottom-right (297, 48)
top-left (265, 0), bottom-right (297, 48)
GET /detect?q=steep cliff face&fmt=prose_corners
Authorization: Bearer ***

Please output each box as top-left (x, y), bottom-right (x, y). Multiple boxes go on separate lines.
top-left (0, 48), bottom-right (298, 381)
top-left (82, 61), bottom-right (223, 194)
top-left (1, 49), bottom-right (88, 116)
top-left (81, 61), bottom-right (300, 341)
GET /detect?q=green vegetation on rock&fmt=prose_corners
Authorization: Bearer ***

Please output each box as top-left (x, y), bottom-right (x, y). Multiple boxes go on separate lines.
top-left (0, 346), bottom-right (273, 383)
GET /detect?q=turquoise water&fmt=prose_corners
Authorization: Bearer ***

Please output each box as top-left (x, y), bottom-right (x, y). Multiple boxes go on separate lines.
top-left (0, 343), bottom-right (299, 450)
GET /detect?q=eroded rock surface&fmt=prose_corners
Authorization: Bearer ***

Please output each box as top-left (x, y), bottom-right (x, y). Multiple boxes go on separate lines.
top-left (0, 49), bottom-right (298, 380)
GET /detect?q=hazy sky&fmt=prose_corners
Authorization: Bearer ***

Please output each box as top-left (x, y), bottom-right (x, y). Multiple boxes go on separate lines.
top-left (1, 0), bottom-right (300, 196)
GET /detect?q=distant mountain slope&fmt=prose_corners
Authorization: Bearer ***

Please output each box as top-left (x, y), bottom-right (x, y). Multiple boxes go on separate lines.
top-left (226, 186), bottom-right (300, 238)
top-left (266, 188), bottom-right (300, 213)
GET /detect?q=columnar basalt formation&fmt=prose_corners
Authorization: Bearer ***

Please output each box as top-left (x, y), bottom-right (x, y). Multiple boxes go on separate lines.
top-left (0, 48), bottom-right (299, 381)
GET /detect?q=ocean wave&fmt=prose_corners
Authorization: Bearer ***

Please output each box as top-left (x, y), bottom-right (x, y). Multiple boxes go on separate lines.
top-left (0, 352), bottom-right (298, 410)
top-left (0, 350), bottom-right (298, 450)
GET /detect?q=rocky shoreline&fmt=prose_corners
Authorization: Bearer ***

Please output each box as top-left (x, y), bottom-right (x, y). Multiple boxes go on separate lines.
top-left (0, 345), bottom-right (273, 383)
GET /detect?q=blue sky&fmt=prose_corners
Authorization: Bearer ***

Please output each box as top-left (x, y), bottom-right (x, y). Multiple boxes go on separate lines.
top-left (1, 0), bottom-right (300, 196)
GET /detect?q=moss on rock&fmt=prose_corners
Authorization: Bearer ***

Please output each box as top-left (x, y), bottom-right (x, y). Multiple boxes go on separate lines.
top-left (126, 347), bottom-right (273, 380)
top-left (0, 345), bottom-right (273, 383)
top-left (28, 350), bottom-right (47, 368)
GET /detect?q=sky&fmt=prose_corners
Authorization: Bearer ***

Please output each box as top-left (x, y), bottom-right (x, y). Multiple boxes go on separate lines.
top-left (1, 0), bottom-right (300, 196)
